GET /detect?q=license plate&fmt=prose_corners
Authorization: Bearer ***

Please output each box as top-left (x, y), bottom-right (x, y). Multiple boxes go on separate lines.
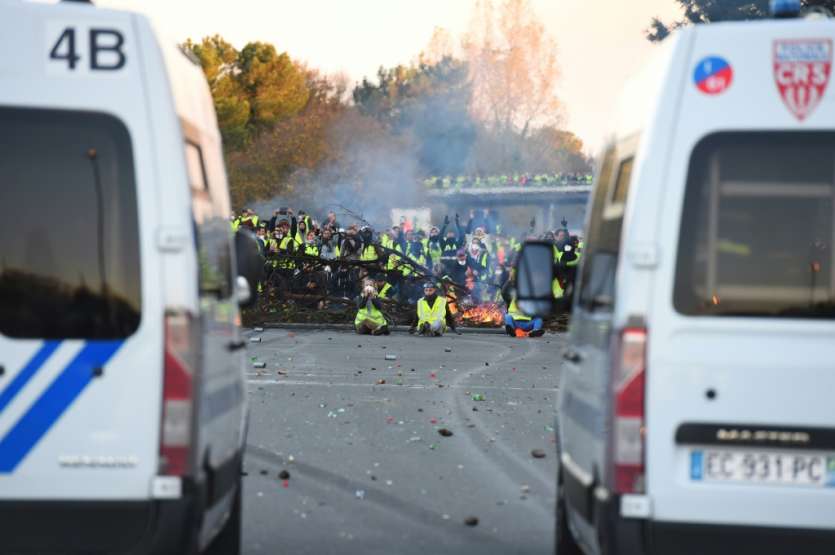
top-left (690, 449), bottom-right (835, 487)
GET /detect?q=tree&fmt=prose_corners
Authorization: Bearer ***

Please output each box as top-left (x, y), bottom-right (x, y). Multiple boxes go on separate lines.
top-left (353, 57), bottom-right (476, 176)
top-left (463, 0), bottom-right (561, 138)
top-left (237, 42), bottom-right (309, 130)
top-left (183, 36), bottom-right (250, 148)
top-left (648, 0), bottom-right (835, 41)
top-left (183, 37), bottom-right (310, 149)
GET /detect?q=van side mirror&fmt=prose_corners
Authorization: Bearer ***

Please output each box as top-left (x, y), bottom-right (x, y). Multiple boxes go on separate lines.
top-left (515, 241), bottom-right (555, 317)
top-left (234, 229), bottom-right (265, 308)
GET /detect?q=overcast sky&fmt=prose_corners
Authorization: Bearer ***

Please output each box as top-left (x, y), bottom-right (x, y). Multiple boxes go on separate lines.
top-left (96, 0), bottom-right (683, 153)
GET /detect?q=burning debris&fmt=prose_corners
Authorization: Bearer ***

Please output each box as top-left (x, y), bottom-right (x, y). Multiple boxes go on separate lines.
top-left (460, 302), bottom-right (504, 327)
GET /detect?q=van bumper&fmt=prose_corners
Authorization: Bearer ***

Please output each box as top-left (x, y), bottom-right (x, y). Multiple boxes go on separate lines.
top-left (594, 494), bottom-right (835, 555)
top-left (0, 488), bottom-right (203, 554)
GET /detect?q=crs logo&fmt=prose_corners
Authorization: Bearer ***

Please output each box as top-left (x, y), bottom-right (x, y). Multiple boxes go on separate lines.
top-left (773, 39), bottom-right (832, 121)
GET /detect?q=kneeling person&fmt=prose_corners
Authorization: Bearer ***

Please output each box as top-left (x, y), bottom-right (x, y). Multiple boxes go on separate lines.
top-left (355, 284), bottom-right (389, 335)
top-left (411, 282), bottom-right (447, 337)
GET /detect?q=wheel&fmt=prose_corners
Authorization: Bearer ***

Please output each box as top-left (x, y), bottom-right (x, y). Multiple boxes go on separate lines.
top-left (555, 471), bottom-right (583, 555)
top-left (203, 476), bottom-right (242, 555)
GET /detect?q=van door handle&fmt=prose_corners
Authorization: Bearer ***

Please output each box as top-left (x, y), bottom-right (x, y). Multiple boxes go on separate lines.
top-left (227, 340), bottom-right (246, 352)
top-left (563, 349), bottom-right (583, 363)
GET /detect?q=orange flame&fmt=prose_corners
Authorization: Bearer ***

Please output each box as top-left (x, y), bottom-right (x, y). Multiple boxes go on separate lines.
top-left (461, 302), bottom-right (504, 326)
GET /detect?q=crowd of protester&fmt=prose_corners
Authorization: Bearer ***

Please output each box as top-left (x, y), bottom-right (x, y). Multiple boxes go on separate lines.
top-left (231, 205), bottom-right (583, 336)
top-left (423, 173), bottom-right (593, 190)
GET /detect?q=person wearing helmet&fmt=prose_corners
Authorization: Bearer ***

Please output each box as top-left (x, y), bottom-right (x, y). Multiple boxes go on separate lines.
top-left (410, 282), bottom-right (447, 336)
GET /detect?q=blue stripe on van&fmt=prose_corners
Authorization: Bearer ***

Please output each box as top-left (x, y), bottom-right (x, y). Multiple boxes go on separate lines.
top-left (0, 340), bottom-right (123, 473)
top-left (0, 341), bottom-right (62, 414)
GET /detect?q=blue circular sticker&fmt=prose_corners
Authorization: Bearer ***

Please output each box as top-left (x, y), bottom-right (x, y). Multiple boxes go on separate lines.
top-left (694, 56), bottom-right (733, 95)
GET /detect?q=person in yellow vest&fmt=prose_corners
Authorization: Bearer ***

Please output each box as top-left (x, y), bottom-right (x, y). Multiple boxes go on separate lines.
top-left (355, 283), bottom-right (390, 335)
top-left (500, 274), bottom-right (545, 337)
top-left (303, 230), bottom-right (320, 257)
top-left (359, 227), bottom-right (379, 261)
top-left (410, 282), bottom-right (447, 336)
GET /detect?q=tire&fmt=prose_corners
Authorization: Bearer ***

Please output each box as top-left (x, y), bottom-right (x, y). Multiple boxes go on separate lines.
top-left (203, 476), bottom-right (242, 555)
top-left (555, 472), bottom-right (583, 555)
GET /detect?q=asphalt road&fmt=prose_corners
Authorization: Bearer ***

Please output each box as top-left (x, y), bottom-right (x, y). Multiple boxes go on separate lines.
top-left (241, 328), bottom-right (567, 555)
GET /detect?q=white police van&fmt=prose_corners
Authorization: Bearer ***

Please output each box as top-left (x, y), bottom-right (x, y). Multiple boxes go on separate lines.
top-left (0, 1), bottom-right (260, 553)
top-left (516, 2), bottom-right (835, 554)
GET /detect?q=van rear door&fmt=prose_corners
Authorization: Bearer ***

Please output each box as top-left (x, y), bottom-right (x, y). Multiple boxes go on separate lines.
top-left (0, 3), bottom-right (162, 500)
top-left (649, 20), bottom-right (835, 530)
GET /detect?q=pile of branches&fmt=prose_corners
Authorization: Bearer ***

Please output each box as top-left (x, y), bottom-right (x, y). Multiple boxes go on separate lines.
top-left (246, 245), bottom-right (480, 328)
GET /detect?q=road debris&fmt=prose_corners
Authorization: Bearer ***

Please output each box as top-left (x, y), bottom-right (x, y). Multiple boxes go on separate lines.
top-left (444, 348), bottom-right (452, 353)
top-left (384, 354), bottom-right (397, 361)
top-left (253, 362), bottom-right (266, 369)
top-left (472, 393), bottom-right (485, 401)
top-left (355, 490), bottom-right (366, 500)
top-left (438, 428), bottom-right (453, 437)
top-left (254, 327), bottom-right (264, 332)
top-left (531, 449), bottom-right (546, 459)
top-left (250, 337), bottom-right (262, 343)
top-left (464, 516), bottom-right (479, 527)
top-left (278, 470), bottom-right (290, 480)
top-left (376, 379), bottom-right (386, 385)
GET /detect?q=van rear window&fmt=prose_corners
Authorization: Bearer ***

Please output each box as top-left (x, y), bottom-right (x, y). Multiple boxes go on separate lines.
top-left (675, 132), bottom-right (835, 318)
top-left (0, 108), bottom-right (141, 338)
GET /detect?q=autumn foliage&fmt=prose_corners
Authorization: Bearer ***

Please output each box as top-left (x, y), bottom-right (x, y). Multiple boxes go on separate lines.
top-left (183, 0), bottom-right (590, 211)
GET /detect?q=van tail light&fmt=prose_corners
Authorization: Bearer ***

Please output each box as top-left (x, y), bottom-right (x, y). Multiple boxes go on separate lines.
top-left (612, 327), bottom-right (647, 494)
top-left (159, 311), bottom-right (198, 476)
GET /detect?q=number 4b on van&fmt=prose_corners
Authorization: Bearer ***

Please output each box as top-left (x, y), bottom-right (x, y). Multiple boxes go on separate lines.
top-left (516, 3), bottom-right (835, 555)
top-left (0, 1), bottom-right (263, 554)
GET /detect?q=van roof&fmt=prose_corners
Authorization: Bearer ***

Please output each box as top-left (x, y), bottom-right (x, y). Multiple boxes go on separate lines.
top-left (609, 16), bottom-right (835, 147)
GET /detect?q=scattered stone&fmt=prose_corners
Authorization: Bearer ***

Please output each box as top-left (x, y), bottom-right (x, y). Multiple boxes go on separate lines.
top-left (438, 428), bottom-right (453, 437)
top-left (531, 449), bottom-right (547, 459)
top-left (484, 362), bottom-right (489, 366)
top-left (376, 379), bottom-right (386, 385)
top-left (444, 348), bottom-right (452, 353)
top-left (259, 469), bottom-right (268, 476)
top-left (278, 469), bottom-right (290, 480)
top-left (472, 407), bottom-right (478, 412)
top-left (521, 484), bottom-right (531, 494)
top-left (464, 516), bottom-right (479, 527)
top-left (355, 489), bottom-right (366, 500)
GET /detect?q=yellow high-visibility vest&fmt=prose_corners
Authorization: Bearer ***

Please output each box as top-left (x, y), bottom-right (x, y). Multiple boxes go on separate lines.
top-left (360, 245), bottom-right (378, 261)
top-left (507, 299), bottom-right (532, 322)
top-left (355, 302), bottom-right (386, 328)
top-left (417, 296), bottom-right (447, 329)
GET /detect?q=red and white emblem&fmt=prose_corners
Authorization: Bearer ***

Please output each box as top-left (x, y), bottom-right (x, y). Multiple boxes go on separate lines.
top-left (773, 39), bottom-right (832, 121)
